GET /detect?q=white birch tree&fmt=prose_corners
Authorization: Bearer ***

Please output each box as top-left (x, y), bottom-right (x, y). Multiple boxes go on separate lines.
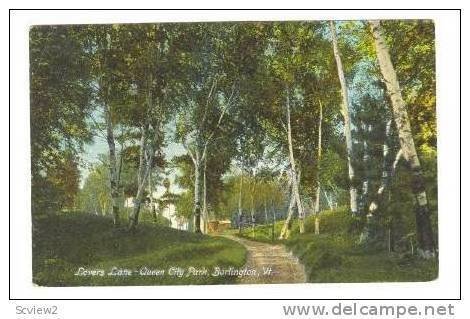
top-left (329, 21), bottom-right (359, 215)
top-left (369, 20), bottom-right (435, 257)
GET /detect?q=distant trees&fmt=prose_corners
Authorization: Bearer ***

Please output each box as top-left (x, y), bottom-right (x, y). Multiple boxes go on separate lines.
top-left (78, 161), bottom-right (111, 215)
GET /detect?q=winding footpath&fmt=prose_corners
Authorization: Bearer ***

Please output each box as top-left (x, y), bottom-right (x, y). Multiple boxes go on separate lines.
top-left (223, 235), bottom-right (306, 284)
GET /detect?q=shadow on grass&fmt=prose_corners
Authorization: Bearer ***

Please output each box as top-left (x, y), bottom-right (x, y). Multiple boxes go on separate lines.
top-left (32, 213), bottom-right (246, 286)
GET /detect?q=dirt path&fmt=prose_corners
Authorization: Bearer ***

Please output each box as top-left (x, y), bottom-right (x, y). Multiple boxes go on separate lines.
top-left (223, 235), bottom-right (306, 284)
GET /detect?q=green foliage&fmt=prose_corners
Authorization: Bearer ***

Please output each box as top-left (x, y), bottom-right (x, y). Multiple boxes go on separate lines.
top-left (30, 26), bottom-right (94, 213)
top-left (304, 206), bottom-right (353, 234)
top-left (381, 20), bottom-right (436, 152)
top-left (217, 173), bottom-right (286, 220)
top-left (78, 162), bottom-right (111, 214)
top-left (31, 20), bottom-right (438, 283)
top-left (174, 191), bottom-right (194, 220)
top-left (32, 152), bottom-right (81, 213)
top-left (235, 220), bottom-right (290, 244)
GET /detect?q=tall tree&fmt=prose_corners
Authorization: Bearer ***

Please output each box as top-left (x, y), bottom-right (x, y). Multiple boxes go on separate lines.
top-left (314, 100), bottom-right (323, 215)
top-left (329, 21), bottom-right (359, 216)
top-left (285, 87), bottom-right (306, 233)
top-left (369, 20), bottom-right (435, 257)
top-left (174, 23), bottom-right (258, 233)
top-left (125, 24), bottom-right (173, 230)
top-left (88, 25), bottom-right (124, 226)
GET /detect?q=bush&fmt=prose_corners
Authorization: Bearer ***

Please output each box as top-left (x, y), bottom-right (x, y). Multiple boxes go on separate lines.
top-left (304, 206), bottom-right (353, 234)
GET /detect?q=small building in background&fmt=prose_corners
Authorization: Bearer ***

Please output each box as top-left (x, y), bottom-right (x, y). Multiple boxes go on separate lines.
top-left (158, 200), bottom-right (188, 231)
top-left (207, 220), bottom-right (231, 233)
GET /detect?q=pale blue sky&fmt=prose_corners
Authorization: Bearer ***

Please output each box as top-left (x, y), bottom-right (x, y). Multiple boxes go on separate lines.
top-left (79, 126), bottom-right (186, 190)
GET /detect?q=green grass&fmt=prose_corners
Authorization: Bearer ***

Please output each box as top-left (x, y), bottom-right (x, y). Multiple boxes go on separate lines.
top-left (32, 213), bottom-right (246, 286)
top-left (286, 233), bottom-right (437, 282)
top-left (284, 208), bottom-right (438, 283)
top-left (229, 207), bottom-right (438, 283)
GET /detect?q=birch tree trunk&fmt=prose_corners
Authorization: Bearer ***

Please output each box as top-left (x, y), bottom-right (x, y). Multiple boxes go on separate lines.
top-left (360, 149), bottom-right (402, 243)
top-left (238, 168), bottom-right (243, 234)
top-left (129, 80), bottom-right (161, 231)
top-left (188, 79), bottom-right (235, 234)
top-left (99, 32), bottom-right (121, 226)
top-left (251, 193), bottom-right (255, 238)
top-left (323, 189), bottom-right (333, 210)
top-left (128, 131), bottom-right (156, 231)
top-left (103, 99), bottom-right (120, 226)
top-left (264, 201), bottom-right (268, 225)
top-left (271, 202), bottom-right (276, 241)
top-left (329, 21), bottom-right (358, 215)
top-left (279, 185), bottom-right (296, 240)
top-left (271, 199), bottom-right (276, 241)
top-left (314, 101), bottom-right (323, 215)
top-left (128, 159), bottom-right (152, 230)
top-left (381, 120), bottom-right (393, 188)
top-left (149, 168), bottom-right (157, 222)
top-left (193, 148), bottom-right (203, 234)
top-left (250, 170), bottom-right (256, 238)
top-left (359, 123), bottom-right (372, 214)
top-left (370, 20), bottom-right (435, 257)
top-left (285, 88), bottom-right (305, 233)
top-left (202, 157), bottom-right (208, 234)
top-left (373, 149), bottom-right (402, 212)
top-left (182, 142), bottom-right (204, 234)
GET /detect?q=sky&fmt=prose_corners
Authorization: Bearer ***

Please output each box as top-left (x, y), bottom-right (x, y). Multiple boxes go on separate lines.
top-left (79, 128), bottom-right (186, 192)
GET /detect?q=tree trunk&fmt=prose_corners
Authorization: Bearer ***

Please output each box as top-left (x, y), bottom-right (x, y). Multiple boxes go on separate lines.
top-left (238, 169), bottom-right (243, 234)
top-left (285, 87), bottom-right (305, 233)
top-left (323, 189), bottom-right (333, 210)
top-left (370, 20), bottom-right (435, 257)
top-left (149, 168), bottom-right (157, 222)
top-left (128, 127), bottom-right (146, 230)
top-left (128, 166), bottom-right (152, 231)
top-left (271, 202), bottom-right (276, 241)
top-left (128, 141), bottom-right (154, 231)
top-left (100, 32), bottom-right (121, 227)
top-left (202, 157), bottom-right (208, 234)
top-left (137, 126), bottom-right (146, 186)
top-left (314, 100), bottom-right (323, 215)
top-left (193, 151), bottom-right (203, 234)
top-left (250, 172), bottom-right (256, 238)
top-left (103, 99), bottom-right (120, 226)
top-left (279, 185), bottom-right (296, 240)
top-left (360, 149), bottom-right (402, 243)
top-left (329, 21), bottom-right (358, 215)
top-left (381, 120), bottom-right (393, 187)
top-left (360, 123), bottom-right (372, 214)
top-left (264, 201), bottom-right (268, 225)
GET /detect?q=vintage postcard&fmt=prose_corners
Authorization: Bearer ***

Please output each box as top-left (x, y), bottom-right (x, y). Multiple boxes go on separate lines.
top-left (30, 19), bottom-right (438, 286)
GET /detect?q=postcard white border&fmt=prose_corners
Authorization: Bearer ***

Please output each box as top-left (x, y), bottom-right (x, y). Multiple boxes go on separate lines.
top-left (8, 9), bottom-right (461, 300)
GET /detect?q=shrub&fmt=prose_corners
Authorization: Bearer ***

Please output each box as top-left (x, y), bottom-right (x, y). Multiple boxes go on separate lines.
top-left (304, 206), bottom-right (352, 234)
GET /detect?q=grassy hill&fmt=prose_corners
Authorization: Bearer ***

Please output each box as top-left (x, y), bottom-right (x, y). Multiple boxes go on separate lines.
top-left (32, 213), bottom-right (246, 286)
